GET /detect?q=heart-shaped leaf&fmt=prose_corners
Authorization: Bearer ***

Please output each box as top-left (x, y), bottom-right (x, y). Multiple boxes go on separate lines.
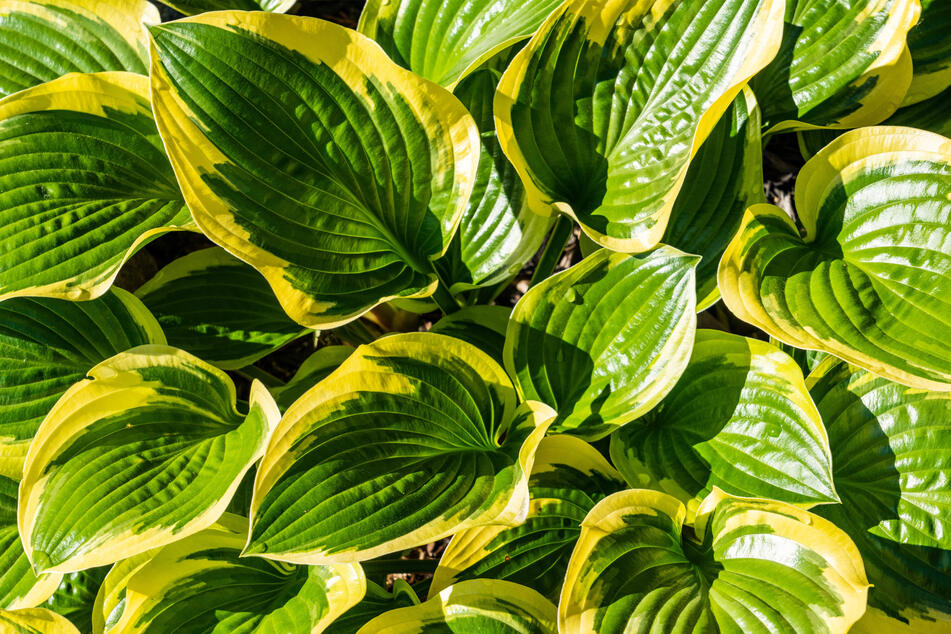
top-left (149, 12), bottom-right (480, 329)
top-left (663, 88), bottom-right (765, 310)
top-left (358, 0), bottom-right (563, 88)
top-left (0, 289), bottom-right (165, 478)
top-left (0, 72), bottom-right (191, 301)
top-left (495, 0), bottom-right (784, 251)
top-left (719, 126), bottom-right (951, 390)
top-left (102, 513), bottom-right (365, 633)
top-left (610, 329), bottom-right (837, 511)
top-left (356, 580), bottom-right (556, 634)
top-left (431, 435), bottom-right (625, 602)
top-left (505, 246), bottom-right (698, 439)
top-left (807, 358), bottom-right (951, 624)
top-left (0, 0), bottom-right (155, 98)
top-left (136, 247), bottom-right (310, 370)
top-left (751, 0), bottom-right (919, 131)
top-left (810, 358), bottom-right (951, 549)
top-left (19, 346), bottom-right (280, 573)
top-left (247, 332), bottom-right (555, 564)
top-left (561, 488), bottom-right (869, 634)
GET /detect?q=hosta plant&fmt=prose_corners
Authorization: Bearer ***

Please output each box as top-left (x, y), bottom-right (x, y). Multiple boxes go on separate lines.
top-left (0, 0), bottom-right (949, 633)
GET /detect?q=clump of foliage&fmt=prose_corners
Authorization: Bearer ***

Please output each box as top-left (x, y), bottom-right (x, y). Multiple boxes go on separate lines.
top-left (0, 0), bottom-right (949, 632)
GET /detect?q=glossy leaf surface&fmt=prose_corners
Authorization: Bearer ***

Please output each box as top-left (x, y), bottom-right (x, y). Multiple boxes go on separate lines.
top-left (719, 126), bottom-right (951, 390)
top-left (560, 489), bottom-right (869, 634)
top-left (0, 72), bottom-right (190, 301)
top-left (431, 435), bottom-right (625, 602)
top-left (357, 579), bottom-right (556, 634)
top-left (610, 330), bottom-right (836, 511)
top-left (20, 346), bottom-right (280, 573)
top-left (663, 88), bottom-right (765, 310)
top-left (0, 289), bottom-right (164, 478)
top-left (752, 0), bottom-right (919, 131)
top-left (149, 12), bottom-right (480, 328)
top-left (809, 359), bottom-right (951, 628)
top-left (903, 0), bottom-right (951, 105)
top-left (358, 0), bottom-right (563, 88)
top-left (435, 52), bottom-right (552, 290)
top-left (136, 247), bottom-right (310, 370)
top-left (505, 246), bottom-right (697, 439)
top-left (495, 0), bottom-right (783, 251)
top-left (248, 333), bottom-right (555, 564)
top-left (103, 514), bottom-right (365, 634)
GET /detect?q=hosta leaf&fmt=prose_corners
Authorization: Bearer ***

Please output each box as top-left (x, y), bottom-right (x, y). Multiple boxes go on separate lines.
top-left (809, 358), bottom-right (951, 549)
top-left (19, 346), bottom-right (280, 573)
top-left (561, 489), bottom-right (869, 634)
top-left (0, 476), bottom-right (60, 610)
top-left (356, 580), bottom-right (556, 634)
top-left (719, 126), bottom-right (951, 390)
top-left (808, 358), bottom-right (951, 633)
top-left (430, 305), bottom-right (510, 365)
top-left (91, 550), bottom-right (154, 633)
top-left (104, 513), bottom-right (365, 634)
top-left (431, 435), bottom-right (625, 602)
top-left (903, 0), bottom-right (951, 106)
top-left (42, 568), bottom-right (107, 634)
top-left (272, 346), bottom-right (353, 413)
top-left (357, 0), bottom-right (563, 88)
top-left (149, 12), bottom-right (480, 329)
top-left (610, 330), bottom-right (837, 513)
top-left (156, 0), bottom-right (295, 17)
top-left (495, 0), bottom-right (784, 252)
top-left (0, 71), bottom-right (191, 301)
top-left (435, 52), bottom-right (552, 290)
top-left (0, 288), bottom-right (164, 477)
top-left (247, 332), bottom-right (555, 564)
top-left (0, 0), bottom-right (155, 98)
top-left (752, 0), bottom-right (919, 131)
top-left (0, 608), bottom-right (79, 634)
top-left (663, 88), bottom-right (765, 311)
top-left (504, 246), bottom-right (698, 439)
top-left (135, 247), bottom-right (310, 370)
top-left (325, 580), bottom-right (418, 634)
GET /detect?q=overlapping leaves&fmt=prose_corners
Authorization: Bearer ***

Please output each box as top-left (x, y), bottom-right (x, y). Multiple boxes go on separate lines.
top-left (561, 489), bottom-right (869, 633)
top-left (247, 332), bottom-right (555, 564)
top-left (0, 0), bottom-right (155, 98)
top-left (495, 0), bottom-right (783, 251)
top-left (97, 514), bottom-right (365, 633)
top-left (720, 126), bottom-right (951, 390)
top-left (20, 346), bottom-right (279, 573)
top-left (506, 246), bottom-right (697, 439)
top-left (610, 329), bottom-right (836, 511)
top-left (0, 72), bottom-right (191, 301)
